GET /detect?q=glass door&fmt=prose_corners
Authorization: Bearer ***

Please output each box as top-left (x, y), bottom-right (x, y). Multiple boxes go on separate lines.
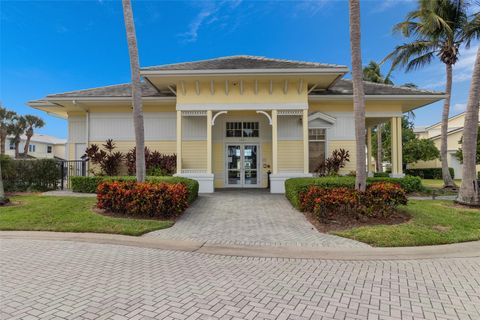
top-left (226, 144), bottom-right (259, 187)
top-left (243, 145), bottom-right (258, 186)
top-left (226, 145), bottom-right (241, 185)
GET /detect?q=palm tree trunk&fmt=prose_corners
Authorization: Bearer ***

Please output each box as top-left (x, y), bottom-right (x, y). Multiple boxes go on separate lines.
top-left (23, 132), bottom-right (32, 156)
top-left (457, 47), bottom-right (480, 205)
top-left (0, 159), bottom-right (5, 202)
top-left (0, 129), bottom-right (6, 155)
top-left (349, 0), bottom-right (367, 191)
top-left (376, 124), bottom-right (383, 173)
top-left (441, 63), bottom-right (456, 188)
top-left (14, 141), bottom-right (19, 158)
top-left (122, 0), bottom-right (145, 182)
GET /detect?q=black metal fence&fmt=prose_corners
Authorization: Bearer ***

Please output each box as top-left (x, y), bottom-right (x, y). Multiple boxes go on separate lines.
top-left (59, 160), bottom-right (87, 190)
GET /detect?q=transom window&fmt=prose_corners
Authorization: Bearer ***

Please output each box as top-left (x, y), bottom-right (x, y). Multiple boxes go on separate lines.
top-left (308, 128), bottom-right (326, 173)
top-left (226, 122), bottom-right (259, 138)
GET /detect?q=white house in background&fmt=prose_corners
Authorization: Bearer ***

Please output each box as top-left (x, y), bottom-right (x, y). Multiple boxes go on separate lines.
top-left (5, 134), bottom-right (67, 159)
top-left (411, 111), bottom-right (480, 179)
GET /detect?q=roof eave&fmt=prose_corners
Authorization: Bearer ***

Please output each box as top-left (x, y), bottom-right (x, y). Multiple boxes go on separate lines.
top-left (308, 94), bottom-right (447, 101)
top-left (141, 68), bottom-right (349, 77)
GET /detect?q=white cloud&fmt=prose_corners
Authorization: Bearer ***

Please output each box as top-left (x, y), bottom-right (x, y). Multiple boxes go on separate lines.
top-left (294, 0), bottom-right (330, 16)
top-left (178, 0), bottom-right (243, 43)
top-left (371, 0), bottom-right (415, 13)
top-left (454, 103), bottom-right (467, 112)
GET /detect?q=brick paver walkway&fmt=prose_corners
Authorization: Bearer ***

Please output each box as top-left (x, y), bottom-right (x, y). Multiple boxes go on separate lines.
top-left (1, 239), bottom-right (479, 320)
top-left (145, 190), bottom-right (367, 248)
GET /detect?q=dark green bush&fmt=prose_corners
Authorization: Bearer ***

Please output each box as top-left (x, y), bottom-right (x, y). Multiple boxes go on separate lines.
top-left (373, 172), bottom-right (390, 178)
top-left (405, 167), bottom-right (454, 179)
top-left (285, 175), bottom-right (423, 209)
top-left (71, 175), bottom-right (198, 204)
top-left (1, 157), bottom-right (59, 192)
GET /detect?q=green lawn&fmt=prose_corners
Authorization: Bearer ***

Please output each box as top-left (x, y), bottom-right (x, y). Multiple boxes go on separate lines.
top-left (0, 195), bottom-right (173, 236)
top-left (335, 200), bottom-right (480, 247)
top-left (421, 179), bottom-right (462, 189)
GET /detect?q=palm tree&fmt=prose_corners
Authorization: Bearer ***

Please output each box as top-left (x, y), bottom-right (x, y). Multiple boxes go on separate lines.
top-left (0, 106), bottom-right (16, 155)
top-left (9, 116), bottom-right (26, 158)
top-left (0, 160), bottom-right (7, 204)
top-left (122, 0), bottom-right (145, 182)
top-left (362, 61), bottom-right (393, 173)
top-left (349, 0), bottom-right (367, 191)
top-left (383, 0), bottom-right (469, 188)
top-left (458, 10), bottom-right (480, 205)
top-left (23, 115), bottom-right (45, 156)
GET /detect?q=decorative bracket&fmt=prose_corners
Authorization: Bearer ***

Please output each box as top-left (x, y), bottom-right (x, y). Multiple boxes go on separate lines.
top-left (256, 110), bottom-right (272, 125)
top-left (211, 111), bottom-right (228, 125)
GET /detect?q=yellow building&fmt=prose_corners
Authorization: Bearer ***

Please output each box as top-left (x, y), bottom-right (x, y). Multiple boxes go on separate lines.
top-left (29, 56), bottom-right (444, 193)
top-left (412, 111), bottom-right (480, 179)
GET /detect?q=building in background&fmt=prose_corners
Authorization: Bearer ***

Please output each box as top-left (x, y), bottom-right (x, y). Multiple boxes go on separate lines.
top-left (411, 111), bottom-right (480, 179)
top-left (4, 134), bottom-right (67, 160)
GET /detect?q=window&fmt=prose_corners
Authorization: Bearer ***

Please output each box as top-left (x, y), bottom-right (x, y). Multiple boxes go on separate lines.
top-left (226, 122), bottom-right (259, 138)
top-left (9, 140), bottom-right (14, 150)
top-left (47, 145), bottom-right (52, 153)
top-left (29, 144), bottom-right (36, 152)
top-left (308, 128), bottom-right (326, 173)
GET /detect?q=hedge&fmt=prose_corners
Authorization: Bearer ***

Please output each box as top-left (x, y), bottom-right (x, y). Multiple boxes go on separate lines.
top-left (405, 167), bottom-right (454, 179)
top-left (285, 175), bottom-right (423, 209)
top-left (71, 176), bottom-right (199, 204)
top-left (0, 156), bottom-right (59, 192)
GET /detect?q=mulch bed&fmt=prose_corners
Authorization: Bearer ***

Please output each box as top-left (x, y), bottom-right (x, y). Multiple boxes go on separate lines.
top-left (92, 207), bottom-right (176, 222)
top-left (304, 210), bottom-right (411, 233)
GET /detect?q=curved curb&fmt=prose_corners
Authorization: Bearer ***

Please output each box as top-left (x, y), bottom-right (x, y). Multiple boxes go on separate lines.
top-left (1, 231), bottom-right (480, 261)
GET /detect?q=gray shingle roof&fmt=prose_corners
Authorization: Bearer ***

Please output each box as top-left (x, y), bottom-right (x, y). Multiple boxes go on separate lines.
top-left (311, 79), bottom-right (444, 96)
top-left (47, 82), bottom-right (173, 98)
top-left (142, 55), bottom-right (347, 71)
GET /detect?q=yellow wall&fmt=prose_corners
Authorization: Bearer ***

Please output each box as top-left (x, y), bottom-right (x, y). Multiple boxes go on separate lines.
top-left (176, 79), bottom-right (308, 105)
top-left (182, 140), bottom-right (207, 169)
top-left (213, 143), bottom-right (224, 188)
top-left (261, 142), bottom-right (272, 188)
top-left (328, 140), bottom-right (357, 174)
top-left (278, 140), bottom-right (303, 171)
top-left (309, 100), bottom-right (404, 113)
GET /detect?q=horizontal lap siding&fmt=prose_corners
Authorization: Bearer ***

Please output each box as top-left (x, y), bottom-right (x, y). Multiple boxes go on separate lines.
top-left (278, 140), bottom-right (303, 172)
top-left (328, 140), bottom-right (356, 174)
top-left (182, 141), bottom-right (207, 170)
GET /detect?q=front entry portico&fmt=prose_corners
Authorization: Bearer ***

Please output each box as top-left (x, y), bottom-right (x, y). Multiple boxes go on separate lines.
top-left (226, 144), bottom-right (260, 187)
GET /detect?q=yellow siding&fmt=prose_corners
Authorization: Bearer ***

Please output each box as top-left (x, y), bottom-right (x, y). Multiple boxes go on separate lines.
top-left (278, 140), bottom-right (303, 171)
top-left (182, 140), bottom-right (207, 169)
top-left (213, 143), bottom-right (224, 188)
top-left (89, 140), bottom-right (176, 155)
top-left (68, 144), bottom-right (75, 160)
top-left (261, 142), bottom-right (272, 188)
top-left (328, 140), bottom-right (357, 174)
top-left (309, 101), bottom-right (403, 113)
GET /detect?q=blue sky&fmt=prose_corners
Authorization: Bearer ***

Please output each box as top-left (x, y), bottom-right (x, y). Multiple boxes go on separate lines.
top-left (1, 0), bottom-right (478, 139)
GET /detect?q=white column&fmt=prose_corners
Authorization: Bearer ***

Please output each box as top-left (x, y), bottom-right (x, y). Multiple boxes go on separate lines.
top-left (390, 116), bottom-right (404, 177)
top-left (176, 110), bottom-right (182, 174)
top-left (367, 126), bottom-right (373, 176)
top-left (272, 110), bottom-right (278, 174)
top-left (206, 110), bottom-right (212, 174)
top-left (303, 109), bottom-right (309, 174)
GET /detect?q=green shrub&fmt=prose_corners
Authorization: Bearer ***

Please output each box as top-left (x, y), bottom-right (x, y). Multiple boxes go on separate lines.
top-left (71, 175), bottom-right (198, 204)
top-left (285, 175), bottom-right (423, 209)
top-left (373, 172), bottom-right (390, 178)
top-left (0, 157), bottom-right (59, 192)
top-left (405, 167), bottom-right (454, 179)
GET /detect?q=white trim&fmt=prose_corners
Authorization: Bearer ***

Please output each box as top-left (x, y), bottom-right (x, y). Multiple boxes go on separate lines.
top-left (141, 68), bottom-right (349, 76)
top-left (278, 110), bottom-right (303, 116)
top-left (44, 96), bottom-right (175, 102)
top-left (308, 94), bottom-right (446, 101)
top-left (182, 111), bottom-right (207, 116)
top-left (224, 143), bottom-right (261, 188)
top-left (365, 111), bottom-right (403, 117)
top-left (308, 111), bottom-right (336, 124)
top-left (211, 111), bottom-right (228, 125)
top-left (297, 79), bottom-right (304, 94)
top-left (256, 111), bottom-right (272, 125)
top-left (177, 102), bottom-right (308, 111)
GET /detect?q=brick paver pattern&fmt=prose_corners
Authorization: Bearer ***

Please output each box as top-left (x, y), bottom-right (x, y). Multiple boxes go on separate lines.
top-left (1, 239), bottom-right (479, 320)
top-left (145, 190), bottom-right (368, 248)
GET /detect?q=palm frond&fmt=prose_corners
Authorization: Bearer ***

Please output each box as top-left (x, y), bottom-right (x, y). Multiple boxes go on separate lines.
top-left (405, 52), bottom-right (436, 71)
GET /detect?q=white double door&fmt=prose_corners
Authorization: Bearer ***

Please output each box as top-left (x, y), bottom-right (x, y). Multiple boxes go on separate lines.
top-left (226, 144), bottom-right (260, 187)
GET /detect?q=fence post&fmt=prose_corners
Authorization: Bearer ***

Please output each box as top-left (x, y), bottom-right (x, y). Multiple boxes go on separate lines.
top-left (81, 160), bottom-right (86, 176)
top-left (60, 161), bottom-right (64, 190)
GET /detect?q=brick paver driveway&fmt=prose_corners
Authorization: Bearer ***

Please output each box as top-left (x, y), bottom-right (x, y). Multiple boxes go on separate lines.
top-left (146, 190), bottom-right (367, 248)
top-left (1, 239), bottom-right (480, 320)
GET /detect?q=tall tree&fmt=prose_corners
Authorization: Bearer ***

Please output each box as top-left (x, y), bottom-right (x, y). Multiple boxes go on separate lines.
top-left (349, 0), bottom-right (367, 191)
top-left (457, 10), bottom-right (480, 206)
top-left (383, 0), bottom-right (469, 188)
top-left (23, 115), bottom-right (45, 156)
top-left (9, 116), bottom-right (26, 158)
top-left (0, 160), bottom-right (6, 204)
top-left (122, 0), bottom-right (146, 182)
top-left (0, 106), bottom-right (16, 155)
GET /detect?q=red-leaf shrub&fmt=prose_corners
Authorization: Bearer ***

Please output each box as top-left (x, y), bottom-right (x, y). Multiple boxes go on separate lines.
top-left (97, 181), bottom-right (188, 218)
top-left (125, 147), bottom-right (176, 176)
top-left (299, 182), bottom-right (407, 221)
